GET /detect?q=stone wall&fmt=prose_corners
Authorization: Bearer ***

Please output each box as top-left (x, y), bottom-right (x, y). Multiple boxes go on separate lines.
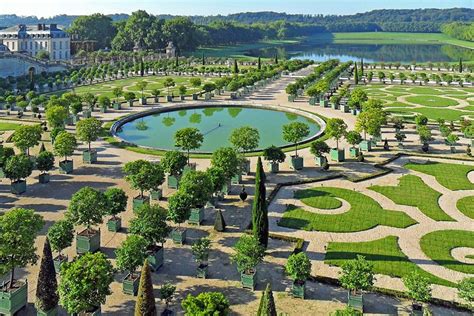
top-left (0, 53), bottom-right (68, 78)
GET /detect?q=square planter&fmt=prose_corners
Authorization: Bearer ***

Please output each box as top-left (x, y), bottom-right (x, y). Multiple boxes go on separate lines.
top-left (128, 100), bottom-right (134, 107)
top-left (231, 173), bottom-right (242, 185)
top-left (180, 95), bottom-right (186, 101)
top-left (113, 102), bottom-right (121, 110)
top-left (197, 264), bottom-right (208, 279)
top-left (230, 93), bottom-right (238, 100)
top-left (133, 196), bottom-right (150, 212)
top-left (0, 168), bottom-right (4, 178)
top-left (183, 163), bottom-right (196, 174)
top-left (0, 280), bottom-right (28, 316)
top-left (221, 181), bottom-right (232, 195)
top-left (37, 306), bottom-right (58, 316)
top-left (341, 105), bottom-right (350, 113)
top-left (332, 103), bottom-right (339, 110)
top-left (122, 273), bottom-right (140, 296)
top-left (39, 173), bottom-right (50, 184)
top-left (411, 303), bottom-right (424, 316)
top-left (11, 180), bottom-right (26, 195)
top-left (267, 162), bottom-right (279, 173)
top-left (107, 217), bottom-right (122, 232)
top-left (154, 97), bottom-right (160, 103)
top-left (167, 175), bottom-right (180, 189)
top-left (188, 207), bottom-right (205, 225)
top-left (349, 147), bottom-right (360, 158)
top-left (315, 156), bottom-right (326, 167)
top-left (76, 229), bottom-right (101, 254)
top-left (59, 160), bottom-right (73, 174)
top-left (330, 148), bottom-right (345, 162)
top-left (308, 97), bottom-right (317, 106)
top-left (320, 100), bottom-right (328, 107)
top-left (147, 246), bottom-right (164, 271)
top-left (171, 228), bottom-right (187, 245)
top-left (240, 271), bottom-right (256, 290)
top-left (241, 159), bottom-right (251, 175)
top-left (53, 255), bottom-right (67, 274)
top-left (83, 150), bottom-right (98, 164)
top-left (192, 93), bottom-right (199, 100)
top-left (290, 156), bottom-right (304, 170)
top-left (100, 107), bottom-right (107, 113)
top-left (288, 95), bottom-right (296, 102)
top-left (72, 115), bottom-right (80, 124)
top-left (83, 110), bottom-right (91, 118)
top-left (140, 97), bottom-right (147, 105)
top-left (291, 281), bottom-right (305, 299)
top-left (87, 307), bottom-right (101, 316)
top-left (166, 95), bottom-right (173, 102)
top-left (359, 140), bottom-right (372, 152)
top-left (150, 188), bottom-right (163, 201)
top-left (204, 93), bottom-right (211, 101)
top-left (347, 291), bottom-right (364, 312)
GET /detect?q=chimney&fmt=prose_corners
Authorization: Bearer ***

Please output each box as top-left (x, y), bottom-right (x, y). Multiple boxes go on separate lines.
top-left (38, 24), bottom-right (42, 31)
top-left (50, 24), bottom-right (57, 30)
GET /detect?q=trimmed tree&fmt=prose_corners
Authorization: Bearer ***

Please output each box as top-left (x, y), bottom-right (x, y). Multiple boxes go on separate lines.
top-left (230, 126), bottom-right (260, 153)
top-left (174, 127), bottom-right (204, 164)
top-left (403, 271), bottom-right (432, 310)
top-left (35, 237), bottom-right (59, 315)
top-left (458, 277), bottom-right (474, 308)
top-left (326, 118), bottom-right (348, 150)
top-left (53, 131), bottom-right (77, 172)
top-left (179, 170), bottom-right (213, 208)
top-left (12, 124), bottom-right (42, 155)
top-left (285, 252), bottom-right (312, 298)
top-left (310, 140), bottom-right (330, 165)
top-left (207, 166), bottom-right (227, 198)
top-left (123, 160), bottom-right (165, 203)
top-left (257, 283), bottom-right (277, 316)
top-left (104, 187), bottom-right (127, 231)
top-left (161, 150), bottom-right (188, 178)
top-left (252, 157), bottom-right (268, 248)
top-left (76, 117), bottom-right (102, 163)
top-left (282, 122), bottom-right (310, 157)
top-left (160, 283), bottom-right (176, 314)
top-left (45, 105), bottom-right (68, 128)
top-left (47, 219), bottom-right (74, 268)
top-left (231, 234), bottom-right (265, 289)
top-left (4, 154), bottom-right (34, 193)
top-left (36, 151), bottom-right (55, 182)
top-left (182, 292), bottom-right (230, 315)
top-left (134, 259), bottom-right (156, 316)
top-left (211, 147), bottom-right (240, 180)
top-left (340, 255), bottom-right (375, 295)
top-left (115, 234), bottom-right (148, 295)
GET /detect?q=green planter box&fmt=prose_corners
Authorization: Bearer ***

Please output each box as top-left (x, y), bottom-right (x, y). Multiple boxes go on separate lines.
top-left (166, 95), bottom-right (173, 102)
top-left (59, 160), bottom-right (73, 174)
top-left (83, 150), bottom-right (98, 164)
top-left (309, 97), bottom-right (317, 105)
top-left (320, 100), bottom-right (328, 107)
top-left (100, 106), bottom-right (107, 113)
top-left (113, 102), bottom-right (121, 110)
top-left (180, 95), bottom-right (186, 101)
top-left (221, 181), bottom-right (231, 195)
top-left (11, 180), bottom-right (26, 195)
top-left (291, 281), bottom-right (305, 299)
top-left (330, 149), bottom-right (345, 162)
top-left (53, 255), bottom-right (67, 274)
top-left (349, 147), bottom-right (360, 158)
top-left (122, 273), bottom-right (140, 296)
top-left (192, 93), bottom-right (199, 100)
top-left (39, 173), bottom-right (50, 185)
top-left (230, 92), bottom-right (238, 99)
top-left (341, 105), bottom-right (350, 113)
top-left (83, 110), bottom-right (92, 118)
top-left (188, 207), bottom-right (205, 225)
top-left (183, 163), bottom-right (196, 174)
top-left (359, 140), bottom-right (372, 152)
top-left (204, 93), bottom-right (211, 101)
top-left (241, 159), bottom-right (251, 175)
top-left (147, 246), bottom-right (164, 271)
top-left (0, 280), bottom-right (28, 316)
top-left (267, 162), bottom-right (279, 173)
top-left (72, 115), bottom-right (80, 124)
top-left (76, 229), bottom-right (101, 254)
top-left (197, 264), bottom-right (208, 279)
top-left (154, 97), bottom-right (160, 103)
top-left (133, 196), bottom-right (150, 212)
top-left (288, 95), bottom-right (296, 102)
top-left (0, 168), bottom-right (4, 178)
top-left (347, 291), bottom-right (363, 312)
top-left (290, 156), bottom-right (304, 170)
top-left (411, 304), bottom-right (424, 316)
top-left (167, 175), bottom-right (179, 189)
top-left (140, 97), bottom-right (147, 105)
top-left (231, 173), bottom-right (242, 185)
top-left (37, 305), bottom-right (58, 316)
top-left (107, 217), bottom-right (122, 232)
top-left (128, 100), bottom-right (134, 107)
top-left (315, 156), bottom-right (326, 167)
top-left (171, 228), bottom-right (187, 245)
top-left (332, 103), bottom-right (339, 110)
top-left (150, 189), bottom-right (163, 201)
top-left (240, 271), bottom-right (256, 290)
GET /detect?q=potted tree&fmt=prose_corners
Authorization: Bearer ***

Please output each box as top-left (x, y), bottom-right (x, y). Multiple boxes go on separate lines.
top-left (160, 283), bottom-right (176, 315)
top-left (164, 78), bottom-right (175, 102)
top-left (151, 89), bottom-right (161, 103)
top-left (179, 85), bottom-right (187, 100)
top-left (98, 95), bottom-right (110, 113)
top-left (286, 84), bottom-right (297, 102)
top-left (355, 105), bottom-right (386, 151)
top-left (310, 140), bottom-right (330, 167)
top-left (340, 255), bottom-right (375, 313)
top-left (417, 125), bottom-right (433, 152)
top-left (11, 124), bottom-right (42, 156)
top-left (285, 252), bottom-right (312, 299)
top-left (174, 127), bottom-right (204, 168)
top-left (104, 187), bottom-right (127, 232)
top-left (326, 118), bottom-right (347, 162)
top-left (136, 81), bottom-right (149, 105)
top-left (230, 126), bottom-right (260, 175)
top-left (263, 145), bottom-right (286, 173)
top-left (112, 87), bottom-right (122, 110)
top-left (179, 170), bottom-right (213, 225)
top-left (231, 235), bottom-right (265, 290)
top-left (190, 78), bottom-right (201, 100)
top-left (168, 191), bottom-right (192, 245)
top-left (191, 237), bottom-right (211, 279)
top-left (402, 271), bottom-right (432, 316)
top-left (206, 166), bottom-right (227, 203)
top-left (36, 151), bottom-right (55, 184)
top-left (47, 219), bottom-right (74, 273)
top-left (346, 131), bottom-right (363, 158)
top-left (115, 235), bottom-right (148, 296)
top-left (124, 92), bottom-right (136, 107)
top-left (458, 277), bottom-right (474, 309)
top-left (161, 150), bottom-right (188, 189)
top-left (53, 131), bottom-right (77, 174)
top-left (182, 292), bottom-right (229, 315)
top-left (0, 146), bottom-right (15, 179)
top-left (35, 238), bottom-right (59, 316)
top-left (129, 204), bottom-right (171, 272)
top-left (282, 121), bottom-right (310, 170)
top-left (446, 133), bottom-right (459, 153)
top-left (395, 131), bottom-right (406, 148)
top-left (66, 187), bottom-right (108, 254)
top-left (3, 154), bottom-right (33, 194)
top-left (76, 117), bottom-right (102, 164)
top-left (211, 147), bottom-right (240, 187)
top-left (58, 252), bottom-right (114, 316)
top-left (0, 208), bottom-right (44, 316)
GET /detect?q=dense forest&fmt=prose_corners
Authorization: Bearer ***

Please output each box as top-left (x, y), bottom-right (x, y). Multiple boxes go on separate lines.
top-left (441, 22), bottom-right (474, 42)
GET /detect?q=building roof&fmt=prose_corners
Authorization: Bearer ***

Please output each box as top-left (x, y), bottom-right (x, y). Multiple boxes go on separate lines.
top-left (0, 24), bottom-right (68, 35)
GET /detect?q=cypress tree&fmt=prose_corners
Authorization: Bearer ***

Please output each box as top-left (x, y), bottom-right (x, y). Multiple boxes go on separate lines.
top-left (256, 283), bottom-right (277, 316)
top-left (360, 59), bottom-right (364, 77)
top-left (459, 58), bottom-right (463, 73)
top-left (175, 55), bottom-right (179, 68)
top-left (39, 142), bottom-right (46, 153)
top-left (202, 53), bottom-right (205, 66)
top-left (354, 62), bottom-right (359, 85)
top-left (214, 209), bottom-right (226, 232)
top-left (233, 60), bottom-right (239, 74)
top-left (258, 57), bottom-right (262, 70)
top-left (35, 237), bottom-right (59, 313)
top-left (140, 60), bottom-right (144, 77)
top-left (134, 259), bottom-right (157, 316)
top-left (252, 157), bottom-right (268, 248)
top-left (274, 54), bottom-right (278, 64)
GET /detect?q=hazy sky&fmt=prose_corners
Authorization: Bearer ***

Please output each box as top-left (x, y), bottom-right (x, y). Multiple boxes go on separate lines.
top-left (2, 0), bottom-right (472, 17)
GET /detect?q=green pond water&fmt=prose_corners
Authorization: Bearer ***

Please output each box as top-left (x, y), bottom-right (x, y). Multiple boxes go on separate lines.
top-left (117, 106), bottom-right (321, 152)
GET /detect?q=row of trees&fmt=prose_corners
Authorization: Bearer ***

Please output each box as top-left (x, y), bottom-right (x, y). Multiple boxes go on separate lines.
top-left (441, 22), bottom-right (474, 42)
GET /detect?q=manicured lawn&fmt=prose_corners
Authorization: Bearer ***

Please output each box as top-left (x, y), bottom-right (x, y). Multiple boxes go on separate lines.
top-left (388, 107), bottom-right (465, 121)
top-left (385, 102), bottom-right (411, 107)
top-left (279, 187), bottom-right (416, 232)
top-left (405, 95), bottom-right (459, 107)
top-left (295, 189), bottom-right (342, 209)
top-left (0, 121), bottom-right (22, 131)
top-left (456, 196), bottom-right (474, 219)
top-left (369, 175), bottom-right (453, 221)
top-left (408, 87), bottom-right (445, 95)
top-left (405, 162), bottom-right (474, 191)
top-left (325, 236), bottom-right (454, 287)
top-left (420, 230), bottom-right (474, 274)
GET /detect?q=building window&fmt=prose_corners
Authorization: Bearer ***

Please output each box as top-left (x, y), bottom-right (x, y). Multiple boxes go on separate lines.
top-left (59, 41), bottom-right (62, 49)
top-left (35, 42), bottom-right (38, 50)
top-left (12, 42), bottom-right (15, 50)
top-left (59, 51), bottom-right (62, 59)
top-left (53, 51), bottom-right (56, 59)
top-left (45, 42), bottom-right (48, 49)
top-left (53, 42), bottom-right (56, 49)
top-left (30, 42), bottom-right (33, 50)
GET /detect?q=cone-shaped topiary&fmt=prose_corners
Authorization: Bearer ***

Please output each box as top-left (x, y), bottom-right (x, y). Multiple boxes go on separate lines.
top-left (252, 157), bottom-right (268, 248)
top-left (214, 209), bottom-right (226, 232)
top-left (134, 259), bottom-right (156, 316)
top-left (35, 237), bottom-right (59, 313)
top-left (256, 283), bottom-right (277, 316)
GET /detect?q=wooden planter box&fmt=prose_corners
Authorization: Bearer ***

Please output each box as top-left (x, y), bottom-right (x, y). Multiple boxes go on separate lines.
top-left (38, 172), bottom-right (50, 184)
top-left (83, 150), bottom-right (98, 164)
top-left (288, 95), bottom-right (296, 102)
top-left (133, 196), bottom-right (150, 212)
top-left (166, 95), bottom-right (173, 102)
top-left (188, 207), bottom-right (205, 225)
top-left (100, 106), bottom-right (107, 113)
top-left (240, 271), bottom-right (256, 290)
top-left (241, 159), bottom-right (251, 175)
top-left (330, 148), bottom-right (345, 162)
top-left (231, 173), bottom-right (242, 185)
top-left (53, 255), bottom-right (67, 274)
top-left (347, 291), bottom-right (364, 312)
top-left (196, 264), bottom-right (208, 279)
top-left (11, 180), bottom-right (26, 195)
top-left (349, 147), bottom-right (360, 158)
top-left (122, 273), bottom-right (140, 296)
top-left (167, 175), bottom-right (179, 189)
top-left (107, 217), bottom-right (122, 232)
top-left (128, 100), bottom-right (134, 107)
top-left (0, 168), bottom-right (4, 178)
top-left (204, 93), bottom-right (211, 101)
top-left (267, 162), bottom-right (279, 173)
top-left (291, 280), bottom-right (306, 299)
top-left (147, 246), bottom-right (164, 272)
top-left (150, 188), bottom-right (163, 201)
top-left (76, 229), bottom-right (101, 254)
top-left (0, 280), bottom-right (28, 316)
top-left (320, 100), bottom-right (328, 107)
top-left (359, 140), bottom-right (372, 152)
top-left (309, 97), bottom-right (317, 105)
top-left (171, 228), bottom-right (186, 245)
top-left (113, 102), bottom-right (121, 110)
top-left (59, 160), bottom-right (73, 174)
top-left (290, 156), bottom-right (304, 170)
top-left (180, 95), bottom-right (185, 101)
top-left (192, 93), bottom-right (199, 100)
top-left (315, 156), bottom-right (326, 167)
top-left (411, 303), bottom-right (424, 316)
top-left (341, 105), bottom-right (350, 113)
top-left (83, 110), bottom-right (92, 118)
top-left (37, 305), bottom-right (58, 316)
top-left (140, 97), bottom-right (147, 105)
